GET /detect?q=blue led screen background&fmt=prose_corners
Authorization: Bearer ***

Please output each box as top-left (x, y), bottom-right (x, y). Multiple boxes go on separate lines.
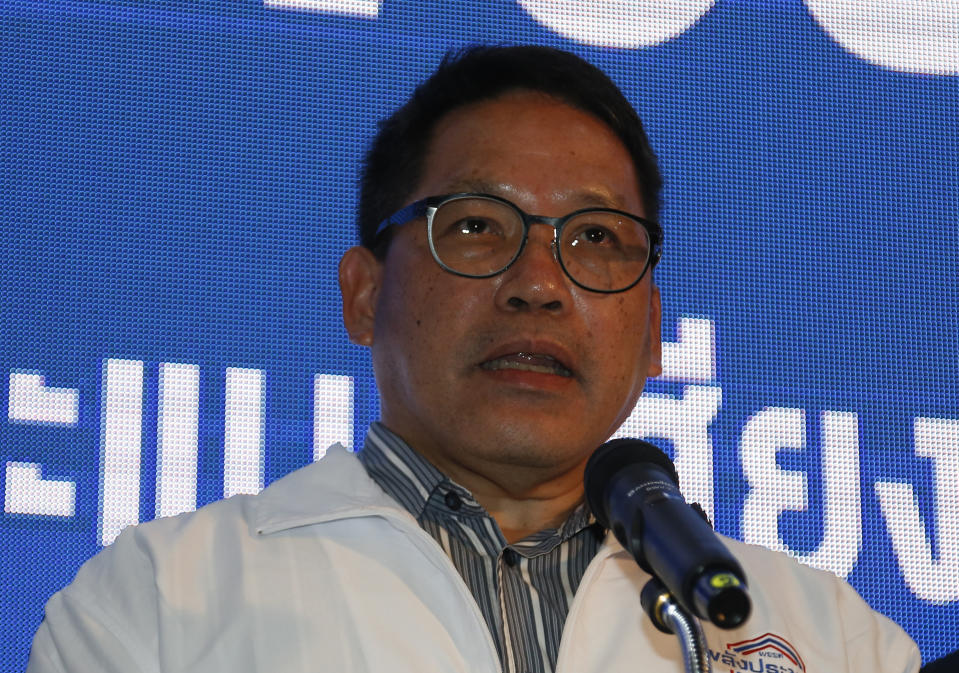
top-left (2, 0), bottom-right (958, 668)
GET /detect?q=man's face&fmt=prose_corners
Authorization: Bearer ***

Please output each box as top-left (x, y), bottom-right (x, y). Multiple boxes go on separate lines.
top-left (341, 91), bottom-right (661, 492)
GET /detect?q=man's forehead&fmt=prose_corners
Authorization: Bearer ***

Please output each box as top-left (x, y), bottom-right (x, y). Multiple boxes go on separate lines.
top-left (438, 177), bottom-right (632, 211)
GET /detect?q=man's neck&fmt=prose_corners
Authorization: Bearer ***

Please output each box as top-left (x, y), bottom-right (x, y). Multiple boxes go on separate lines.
top-left (486, 492), bottom-right (586, 544)
top-left (370, 420), bottom-right (593, 543)
top-left (431, 455), bottom-right (589, 544)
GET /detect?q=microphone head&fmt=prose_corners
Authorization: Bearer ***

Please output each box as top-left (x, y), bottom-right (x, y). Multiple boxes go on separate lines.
top-left (584, 438), bottom-right (679, 528)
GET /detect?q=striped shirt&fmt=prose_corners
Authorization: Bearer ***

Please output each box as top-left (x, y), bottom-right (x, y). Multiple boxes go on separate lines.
top-left (358, 422), bottom-right (605, 673)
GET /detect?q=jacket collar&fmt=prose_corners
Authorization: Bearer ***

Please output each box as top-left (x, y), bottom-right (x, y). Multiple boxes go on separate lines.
top-left (249, 444), bottom-right (407, 536)
top-left (248, 443), bottom-right (627, 566)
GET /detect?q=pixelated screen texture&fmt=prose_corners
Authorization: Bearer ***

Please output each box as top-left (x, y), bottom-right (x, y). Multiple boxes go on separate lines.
top-left (2, 0), bottom-right (957, 668)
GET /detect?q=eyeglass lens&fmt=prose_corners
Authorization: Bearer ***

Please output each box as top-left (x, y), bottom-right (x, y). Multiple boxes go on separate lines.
top-left (428, 196), bottom-right (651, 292)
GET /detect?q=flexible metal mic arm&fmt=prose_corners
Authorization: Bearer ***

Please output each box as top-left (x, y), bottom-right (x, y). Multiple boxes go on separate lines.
top-left (641, 577), bottom-right (713, 673)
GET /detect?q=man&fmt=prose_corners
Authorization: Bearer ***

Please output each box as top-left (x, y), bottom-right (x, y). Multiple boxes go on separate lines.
top-left (28, 45), bottom-right (919, 672)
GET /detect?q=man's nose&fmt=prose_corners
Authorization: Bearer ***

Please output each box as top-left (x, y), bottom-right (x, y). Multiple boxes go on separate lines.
top-left (493, 223), bottom-right (572, 312)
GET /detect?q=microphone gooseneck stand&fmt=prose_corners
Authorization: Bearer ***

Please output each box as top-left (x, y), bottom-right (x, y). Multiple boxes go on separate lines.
top-left (641, 577), bottom-right (713, 673)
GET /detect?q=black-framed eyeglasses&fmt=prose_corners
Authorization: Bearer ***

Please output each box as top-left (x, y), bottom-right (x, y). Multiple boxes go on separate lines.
top-left (373, 193), bottom-right (663, 294)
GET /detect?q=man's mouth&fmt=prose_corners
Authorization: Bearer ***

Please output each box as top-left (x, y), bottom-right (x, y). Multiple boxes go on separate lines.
top-left (479, 352), bottom-right (573, 378)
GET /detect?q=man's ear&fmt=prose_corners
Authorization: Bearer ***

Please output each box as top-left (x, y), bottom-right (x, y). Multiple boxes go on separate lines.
top-left (646, 284), bottom-right (663, 379)
top-left (339, 246), bottom-right (382, 347)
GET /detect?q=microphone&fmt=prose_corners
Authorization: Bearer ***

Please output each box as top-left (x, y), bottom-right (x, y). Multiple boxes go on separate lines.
top-left (585, 438), bottom-right (751, 629)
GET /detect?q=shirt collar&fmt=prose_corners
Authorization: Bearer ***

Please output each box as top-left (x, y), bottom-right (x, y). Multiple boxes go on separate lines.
top-left (359, 422), bottom-right (601, 550)
top-left (358, 422), bottom-right (477, 521)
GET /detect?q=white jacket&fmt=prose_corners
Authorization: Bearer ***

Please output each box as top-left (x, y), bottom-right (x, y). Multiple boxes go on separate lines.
top-left (28, 445), bottom-right (920, 673)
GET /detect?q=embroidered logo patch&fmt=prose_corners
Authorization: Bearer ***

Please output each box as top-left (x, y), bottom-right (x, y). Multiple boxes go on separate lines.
top-left (709, 632), bottom-right (806, 673)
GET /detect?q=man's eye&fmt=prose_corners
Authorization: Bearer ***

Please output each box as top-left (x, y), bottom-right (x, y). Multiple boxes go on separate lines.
top-left (457, 218), bottom-right (495, 235)
top-left (575, 226), bottom-right (614, 245)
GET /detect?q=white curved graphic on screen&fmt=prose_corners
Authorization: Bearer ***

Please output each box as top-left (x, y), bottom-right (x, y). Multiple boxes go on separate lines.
top-left (876, 417), bottom-right (959, 603)
top-left (313, 373), bottom-right (355, 460)
top-left (4, 463), bottom-right (76, 517)
top-left (659, 316), bottom-right (716, 384)
top-left (8, 372), bottom-right (78, 426)
top-left (517, 0), bottom-right (715, 49)
top-left (614, 385), bottom-right (720, 523)
top-left (224, 368), bottom-right (265, 498)
top-left (155, 363), bottom-right (200, 519)
top-left (99, 359), bottom-right (144, 546)
top-left (806, 0), bottom-right (959, 75)
top-left (263, 0), bottom-right (380, 17)
top-left (741, 408), bottom-right (863, 579)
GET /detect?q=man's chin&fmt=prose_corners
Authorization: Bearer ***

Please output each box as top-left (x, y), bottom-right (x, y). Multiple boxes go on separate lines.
top-left (459, 424), bottom-right (603, 470)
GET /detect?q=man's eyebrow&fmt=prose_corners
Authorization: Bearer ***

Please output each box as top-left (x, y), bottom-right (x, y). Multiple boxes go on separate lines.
top-left (442, 178), bottom-right (505, 195)
top-left (565, 189), bottom-right (629, 210)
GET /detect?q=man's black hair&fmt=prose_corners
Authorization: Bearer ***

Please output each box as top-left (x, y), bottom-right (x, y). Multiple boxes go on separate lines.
top-left (357, 45), bottom-right (663, 256)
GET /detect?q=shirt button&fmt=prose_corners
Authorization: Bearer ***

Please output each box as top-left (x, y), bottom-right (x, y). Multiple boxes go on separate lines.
top-left (502, 548), bottom-right (519, 567)
top-left (444, 491), bottom-right (463, 511)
